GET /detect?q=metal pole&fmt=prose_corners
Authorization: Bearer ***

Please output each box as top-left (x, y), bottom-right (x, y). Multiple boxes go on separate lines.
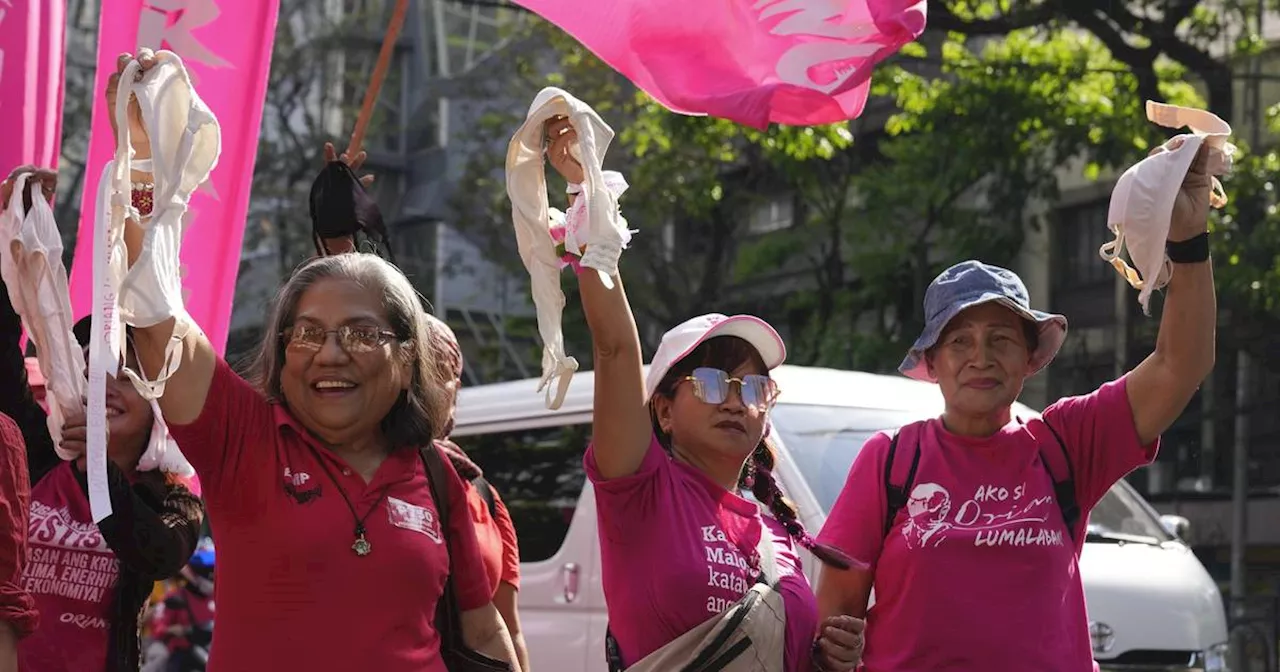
top-left (434, 221), bottom-right (448, 319)
top-left (1230, 350), bottom-right (1251, 664)
top-left (1200, 372), bottom-right (1215, 489)
top-left (1230, 7), bottom-right (1263, 667)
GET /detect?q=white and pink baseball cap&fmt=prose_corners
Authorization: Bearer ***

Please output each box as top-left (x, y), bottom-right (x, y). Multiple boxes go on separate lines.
top-left (644, 313), bottom-right (787, 401)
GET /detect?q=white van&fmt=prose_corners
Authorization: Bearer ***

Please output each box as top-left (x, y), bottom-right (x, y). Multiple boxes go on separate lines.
top-left (453, 366), bottom-right (1230, 672)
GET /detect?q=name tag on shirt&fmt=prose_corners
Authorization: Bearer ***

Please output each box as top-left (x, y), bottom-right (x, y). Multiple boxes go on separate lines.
top-left (387, 497), bottom-right (442, 543)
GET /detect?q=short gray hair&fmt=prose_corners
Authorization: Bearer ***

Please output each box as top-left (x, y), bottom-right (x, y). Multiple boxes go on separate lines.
top-left (246, 254), bottom-right (449, 449)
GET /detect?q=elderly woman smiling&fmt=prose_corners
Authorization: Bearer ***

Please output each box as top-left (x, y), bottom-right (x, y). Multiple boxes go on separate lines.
top-left (114, 51), bottom-right (519, 672)
top-left (814, 141), bottom-right (1220, 671)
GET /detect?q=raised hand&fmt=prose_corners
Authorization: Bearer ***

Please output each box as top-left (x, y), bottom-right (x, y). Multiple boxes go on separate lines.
top-left (544, 115), bottom-right (585, 186)
top-left (0, 166), bottom-right (57, 213)
top-left (58, 407), bottom-right (90, 470)
top-left (324, 142), bottom-right (376, 187)
top-left (317, 143), bottom-right (379, 255)
top-left (1148, 137), bottom-right (1213, 242)
top-left (105, 49), bottom-right (159, 161)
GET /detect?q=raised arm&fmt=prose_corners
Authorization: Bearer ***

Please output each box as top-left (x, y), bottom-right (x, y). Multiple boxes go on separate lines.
top-left (77, 468), bottom-right (203, 580)
top-left (545, 117), bottom-right (650, 479)
top-left (106, 51), bottom-right (219, 427)
top-left (1125, 141), bottom-right (1218, 445)
top-left (0, 166), bottom-right (65, 484)
top-left (0, 277), bottom-right (59, 483)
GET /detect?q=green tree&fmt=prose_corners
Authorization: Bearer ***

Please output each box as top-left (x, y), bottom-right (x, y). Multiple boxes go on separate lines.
top-left (930, 0), bottom-right (1280, 370)
top-left (761, 28), bottom-right (1203, 369)
top-left (449, 21), bottom-right (856, 359)
top-left (452, 2), bottom-right (1279, 377)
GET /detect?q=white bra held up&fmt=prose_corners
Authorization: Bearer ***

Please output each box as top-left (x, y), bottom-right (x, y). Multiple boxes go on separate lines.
top-left (506, 87), bottom-right (634, 410)
top-left (0, 175), bottom-right (86, 460)
top-left (1102, 101), bottom-right (1234, 315)
top-left (103, 50), bottom-right (220, 399)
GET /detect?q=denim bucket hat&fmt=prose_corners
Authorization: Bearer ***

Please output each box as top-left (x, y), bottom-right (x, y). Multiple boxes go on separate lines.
top-left (899, 260), bottom-right (1068, 382)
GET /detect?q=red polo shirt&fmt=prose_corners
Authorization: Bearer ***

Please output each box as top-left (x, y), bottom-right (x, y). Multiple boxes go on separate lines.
top-left (463, 479), bottom-right (521, 595)
top-left (0, 412), bottom-right (37, 638)
top-left (167, 359), bottom-right (491, 672)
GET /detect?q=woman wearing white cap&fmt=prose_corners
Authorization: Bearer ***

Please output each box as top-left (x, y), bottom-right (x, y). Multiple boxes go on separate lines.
top-left (813, 144), bottom-right (1220, 670)
top-left (544, 116), bottom-right (864, 672)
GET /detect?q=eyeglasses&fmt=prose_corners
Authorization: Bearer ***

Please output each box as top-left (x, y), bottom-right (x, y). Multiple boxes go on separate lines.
top-left (281, 324), bottom-right (398, 354)
top-left (682, 367), bottom-right (779, 411)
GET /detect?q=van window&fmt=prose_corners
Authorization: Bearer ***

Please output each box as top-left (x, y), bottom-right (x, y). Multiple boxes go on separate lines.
top-left (770, 404), bottom-right (928, 511)
top-left (1087, 480), bottom-right (1171, 542)
top-left (455, 423), bottom-right (592, 562)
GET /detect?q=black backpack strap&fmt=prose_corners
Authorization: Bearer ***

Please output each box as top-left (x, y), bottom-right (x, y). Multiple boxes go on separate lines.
top-left (605, 628), bottom-right (626, 672)
top-left (418, 445), bottom-right (467, 656)
top-left (1038, 421), bottom-right (1080, 544)
top-left (472, 475), bottom-right (499, 519)
top-left (882, 423), bottom-right (922, 539)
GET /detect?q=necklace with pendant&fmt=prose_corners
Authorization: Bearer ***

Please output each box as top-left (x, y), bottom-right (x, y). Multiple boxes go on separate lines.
top-left (306, 450), bottom-right (390, 557)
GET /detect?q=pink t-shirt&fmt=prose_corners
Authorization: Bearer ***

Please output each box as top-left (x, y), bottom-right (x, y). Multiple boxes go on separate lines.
top-left (817, 376), bottom-right (1157, 672)
top-left (19, 462), bottom-right (120, 672)
top-left (585, 435), bottom-right (818, 672)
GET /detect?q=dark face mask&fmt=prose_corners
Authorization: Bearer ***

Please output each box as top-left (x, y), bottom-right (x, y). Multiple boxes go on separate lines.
top-left (308, 160), bottom-right (393, 261)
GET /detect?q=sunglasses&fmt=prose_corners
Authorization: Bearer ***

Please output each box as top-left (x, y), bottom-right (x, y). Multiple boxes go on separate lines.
top-left (281, 324), bottom-right (398, 354)
top-left (682, 367), bottom-right (779, 411)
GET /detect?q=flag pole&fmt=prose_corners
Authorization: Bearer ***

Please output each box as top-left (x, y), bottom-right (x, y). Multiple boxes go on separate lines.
top-left (346, 0), bottom-right (410, 158)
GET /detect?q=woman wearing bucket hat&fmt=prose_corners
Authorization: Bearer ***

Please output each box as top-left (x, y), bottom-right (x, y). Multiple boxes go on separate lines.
top-left (545, 117), bottom-right (864, 671)
top-left (813, 145), bottom-right (1220, 671)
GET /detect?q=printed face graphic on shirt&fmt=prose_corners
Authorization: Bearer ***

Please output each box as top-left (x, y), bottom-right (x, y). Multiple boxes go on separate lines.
top-left (901, 481), bottom-right (1064, 550)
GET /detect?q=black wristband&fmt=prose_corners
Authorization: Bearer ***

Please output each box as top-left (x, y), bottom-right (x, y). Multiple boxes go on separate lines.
top-left (1166, 232), bottom-right (1210, 264)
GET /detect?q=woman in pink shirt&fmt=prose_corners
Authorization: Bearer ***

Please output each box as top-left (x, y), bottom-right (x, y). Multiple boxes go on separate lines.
top-left (814, 143), bottom-right (1220, 671)
top-left (544, 116), bottom-right (864, 672)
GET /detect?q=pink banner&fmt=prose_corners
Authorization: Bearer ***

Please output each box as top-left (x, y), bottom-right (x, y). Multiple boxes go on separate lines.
top-left (68, 0), bottom-right (280, 354)
top-left (513, 0), bottom-right (926, 129)
top-left (0, 0), bottom-right (67, 171)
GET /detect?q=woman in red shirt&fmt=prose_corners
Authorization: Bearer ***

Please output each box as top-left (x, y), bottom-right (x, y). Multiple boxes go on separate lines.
top-left (110, 50), bottom-right (519, 672)
top-left (0, 411), bottom-right (36, 672)
top-left (0, 167), bottom-right (204, 672)
top-left (425, 314), bottom-right (530, 672)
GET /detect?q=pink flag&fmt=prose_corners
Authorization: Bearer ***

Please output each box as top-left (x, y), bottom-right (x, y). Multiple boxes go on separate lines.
top-left (512, 0), bottom-right (927, 129)
top-left (0, 0), bottom-right (67, 171)
top-left (68, 0), bottom-right (280, 354)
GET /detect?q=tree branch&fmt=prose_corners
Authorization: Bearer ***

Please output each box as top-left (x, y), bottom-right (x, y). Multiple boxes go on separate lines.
top-left (1161, 0), bottom-right (1202, 34)
top-left (929, 1), bottom-right (1060, 34)
top-left (1065, 7), bottom-right (1162, 104)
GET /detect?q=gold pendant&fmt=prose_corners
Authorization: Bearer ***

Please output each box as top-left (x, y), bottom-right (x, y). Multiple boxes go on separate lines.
top-left (352, 534), bottom-right (372, 557)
